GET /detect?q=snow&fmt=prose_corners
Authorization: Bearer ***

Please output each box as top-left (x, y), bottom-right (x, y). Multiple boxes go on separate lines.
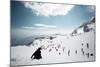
top-left (71, 20), bottom-right (95, 36)
top-left (11, 30), bottom-right (95, 66)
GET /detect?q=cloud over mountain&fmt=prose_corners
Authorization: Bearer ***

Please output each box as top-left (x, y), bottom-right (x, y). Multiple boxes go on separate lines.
top-left (22, 2), bottom-right (74, 16)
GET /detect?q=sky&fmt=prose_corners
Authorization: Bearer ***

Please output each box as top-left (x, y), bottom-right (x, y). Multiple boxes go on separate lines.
top-left (11, 1), bottom-right (95, 36)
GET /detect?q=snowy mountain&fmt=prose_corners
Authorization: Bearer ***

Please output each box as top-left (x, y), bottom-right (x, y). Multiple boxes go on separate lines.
top-left (11, 18), bottom-right (95, 66)
top-left (71, 17), bottom-right (95, 36)
top-left (11, 34), bottom-right (57, 46)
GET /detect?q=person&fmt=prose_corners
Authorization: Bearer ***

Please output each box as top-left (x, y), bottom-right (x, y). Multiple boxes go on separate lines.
top-left (68, 50), bottom-right (70, 56)
top-left (50, 36), bottom-right (53, 40)
top-left (82, 43), bottom-right (84, 46)
top-left (75, 50), bottom-right (77, 54)
top-left (86, 53), bottom-right (89, 58)
top-left (87, 43), bottom-right (89, 48)
top-left (31, 47), bottom-right (42, 60)
top-left (81, 48), bottom-right (84, 56)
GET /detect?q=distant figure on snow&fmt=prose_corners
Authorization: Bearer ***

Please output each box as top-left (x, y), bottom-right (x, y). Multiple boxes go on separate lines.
top-left (68, 50), bottom-right (70, 56)
top-left (50, 36), bottom-right (53, 40)
top-left (49, 49), bottom-right (52, 52)
top-left (31, 47), bottom-right (42, 60)
top-left (75, 50), bottom-right (77, 54)
top-left (81, 48), bottom-right (84, 56)
top-left (86, 53), bottom-right (89, 58)
top-left (56, 49), bottom-right (58, 51)
top-left (82, 43), bottom-right (84, 46)
top-left (59, 52), bottom-right (61, 55)
top-left (87, 43), bottom-right (89, 48)
top-left (62, 47), bottom-right (66, 52)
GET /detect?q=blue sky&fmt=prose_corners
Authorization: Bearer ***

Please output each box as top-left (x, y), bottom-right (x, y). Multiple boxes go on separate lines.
top-left (11, 1), bottom-right (95, 35)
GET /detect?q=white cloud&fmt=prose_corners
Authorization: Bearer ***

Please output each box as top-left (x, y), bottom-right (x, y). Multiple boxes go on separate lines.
top-left (22, 26), bottom-right (46, 30)
top-left (34, 24), bottom-right (56, 28)
top-left (22, 26), bottom-right (36, 29)
top-left (22, 24), bottom-right (56, 30)
top-left (22, 2), bottom-right (74, 16)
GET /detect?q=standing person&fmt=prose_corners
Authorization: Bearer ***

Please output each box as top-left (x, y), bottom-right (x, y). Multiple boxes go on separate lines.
top-left (81, 48), bottom-right (84, 56)
top-left (68, 50), bottom-right (70, 56)
top-left (31, 47), bottom-right (42, 60)
top-left (87, 43), bottom-right (89, 48)
top-left (75, 50), bottom-right (77, 54)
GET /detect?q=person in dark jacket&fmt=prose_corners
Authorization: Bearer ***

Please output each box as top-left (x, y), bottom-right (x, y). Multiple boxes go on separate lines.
top-left (31, 47), bottom-right (42, 60)
top-left (68, 50), bottom-right (70, 56)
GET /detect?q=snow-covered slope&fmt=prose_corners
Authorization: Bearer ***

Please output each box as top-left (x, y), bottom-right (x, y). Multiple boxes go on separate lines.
top-left (11, 32), bottom-right (95, 66)
top-left (71, 18), bottom-right (95, 36)
top-left (11, 18), bottom-right (95, 66)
